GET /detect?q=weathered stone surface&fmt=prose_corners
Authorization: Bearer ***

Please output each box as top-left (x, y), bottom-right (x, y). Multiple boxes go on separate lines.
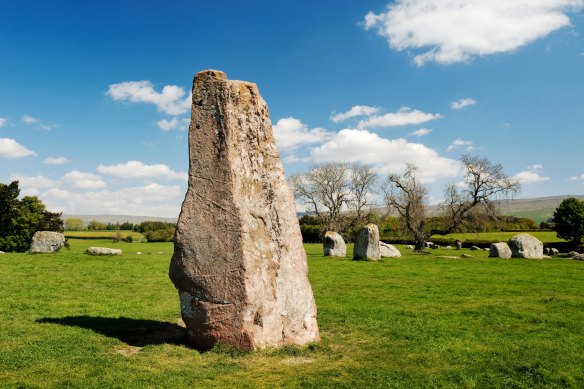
top-left (572, 253), bottom-right (584, 261)
top-left (455, 240), bottom-right (462, 250)
top-left (489, 242), bottom-right (512, 259)
top-left (29, 231), bottom-right (65, 253)
top-left (569, 251), bottom-right (579, 257)
top-left (550, 248), bottom-right (559, 255)
top-left (353, 224), bottom-right (381, 261)
top-left (379, 242), bottom-right (401, 258)
top-left (323, 231), bottom-right (346, 257)
top-left (86, 247), bottom-right (122, 255)
top-left (169, 70), bottom-right (319, 351)
top-left (508, 233), bottom-right (544, 259)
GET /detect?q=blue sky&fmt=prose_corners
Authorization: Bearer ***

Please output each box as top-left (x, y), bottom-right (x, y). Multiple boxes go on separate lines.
top-left (1, 1), bottom-right (583, 217)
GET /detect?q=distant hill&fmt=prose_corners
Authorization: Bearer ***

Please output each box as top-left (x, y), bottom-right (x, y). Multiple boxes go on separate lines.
top-left (62, 214), bottom-right (177, 225)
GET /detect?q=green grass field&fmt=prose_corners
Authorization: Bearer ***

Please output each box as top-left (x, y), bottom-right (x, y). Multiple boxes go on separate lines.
top-left (63, 230), bottom-right (145, 240)
top-left (1, 240), bottom-right (583, 387)
top-left (430, 231), bottom-right (564, 244)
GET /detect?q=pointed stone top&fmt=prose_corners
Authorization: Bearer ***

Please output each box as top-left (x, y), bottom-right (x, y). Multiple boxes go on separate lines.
top-left (195, 69), bottom-right (227, 80)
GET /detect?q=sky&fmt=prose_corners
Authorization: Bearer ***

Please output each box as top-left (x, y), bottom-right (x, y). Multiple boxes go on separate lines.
top-left (1, 0), bottom-right (583, 217)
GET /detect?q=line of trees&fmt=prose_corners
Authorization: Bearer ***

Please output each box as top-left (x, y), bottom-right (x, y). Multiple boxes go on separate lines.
top-left (290, 154), bottom-right (522, 251)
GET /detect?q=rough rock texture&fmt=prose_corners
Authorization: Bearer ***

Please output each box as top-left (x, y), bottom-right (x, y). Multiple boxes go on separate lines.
top-left (379, 242), bottom-right (401, 258)
top-left (323, 231), bottom-right (346, 257)
top-left (169, 70), bottom-right (319, 351)
top-left (86, 247), bottom-right (122, 255)
top-left (29, 231), bottom-right (65, 253)
top-left (353, 224), bottom-right (380, 261)
top-left (508, 233), bottom-right (544, 259)
top-left (489, 242), bottom-right (512, 259)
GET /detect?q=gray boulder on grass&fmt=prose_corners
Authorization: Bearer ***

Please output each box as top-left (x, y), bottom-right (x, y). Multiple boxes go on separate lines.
top-left (29, 231), bottom-right (66, 253)
top-left (353, 224), bottom-right (380, 261)
top-left (0, 251), bottom-right (5, 255)
top-left (86, 247), bottom-right (122, 256)
top-left (323, 231), bottom-right (346, 257)
top-left (569, 251), bottom-right (579, 257)
top-left (406, 245), bottom-right (414, 249)
top-left (489, 242), bottom-right (512, 259)
top-left (508, 233), bottom-right (543, 259)
top-left (461, 254), bottom-right (472, 258)
top-left (470, 246), bottom-right (480, 251)
top-left (379, 242), bottom-right (401, 258)
top-left (550, 248), bottom-right (559, 255)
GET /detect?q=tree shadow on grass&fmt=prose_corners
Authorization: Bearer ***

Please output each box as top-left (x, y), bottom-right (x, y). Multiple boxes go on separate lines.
top-left (37, 316), bottom-right (187, 347)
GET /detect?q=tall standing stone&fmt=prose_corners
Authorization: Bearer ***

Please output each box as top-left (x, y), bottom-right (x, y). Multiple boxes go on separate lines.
top-left (353, 224), bottom-right (381, 261)
top-left (169, 70), bottom-right (319, 351)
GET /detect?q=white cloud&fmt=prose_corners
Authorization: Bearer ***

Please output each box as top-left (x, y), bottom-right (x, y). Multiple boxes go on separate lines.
top-left (272, 117), bottom-right (333, 150)
top-left (451, 98), bottom-right (477, 110)
top-left (41, 183), bottom-right (182, 216)
top-left (310, 128), bottom-right (460, 182)
top-left (43, 156), bottom-right (70, 165)
top-left (357, 107), bottom-right (442, 129)
top-left (569, 173), bottom-right (584, 181)
top-left (106, 80), bottom-right (191, 115)
top-left (0, 138), bottom-right (36, 159)
top-left (514, 164), bottom-right (550, 184)
top-left (0, 118), bottom-right (7, 128)
top-left (364, 0), bottom-right (584, 65)
top-left (97, 160), bottom-right (187, 181)
top-left (447, 138), bottom-right (475, 152)
top-left (62, 171), bottom-right (108, 189)
top-left (9, 174), bottom-right (58, 196)
top-left (330, 105), bottom-right (380, 123)
top-left (409, 128), bottom-right (432, 137)
top-left (22, 115), bottom-right (40, 124)
top-left (156, 117), bottom-right (180, 131)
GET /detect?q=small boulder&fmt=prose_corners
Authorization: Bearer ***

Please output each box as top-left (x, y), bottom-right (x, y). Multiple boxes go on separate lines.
top-left (550, 248), bottom-right (559, 255)
top-left (470, 246), bottom-right (480, 251)
top-left (323, 231), bottom-right (346, 257)
top-left (0, 251), bottom-right (5, 255)
top-left (461, 254), bottom-right (472, 258)
top-left (406, 245), bottom-right (414, 249)
top-left (489, 242), bottom-right (512, 259)
top-left (544, 248), bottom-right (551, 255)
top-left (444, 246), bottom-right (452, 250)
top-left (379, 242), bottom-right (401, 258)
top-left (353, 224), bottom-right (380, 261)
top-left (425, 242), bottom-right (434, 248)
top-left (433, 244), bottom-right (441, 249)
top-left (572, 253), bottom-right (584, 261)
top-left (455, 240), bottom-right (463, 250)
top-left (29, 231), bottom-right (66, 253)
top-left (86, 247), bottom-right (122, 256)
top-left (569, 251), bottom-right (579, 257)
top-left (508, 233), bottom-right (543, 259)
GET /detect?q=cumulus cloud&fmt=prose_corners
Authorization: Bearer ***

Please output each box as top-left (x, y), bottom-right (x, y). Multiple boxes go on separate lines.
top-left (156, 117), bottom-right (180, 131)
top-left (409, 128), bottom-right (432, 137)
top-left (447, 138), bottom-right (475, 152)
top-left (272, 117), bottom-right (333, 150)
top-left (62, 170), bottom-right (108, 189)
top-left (41, 183), bottom-right (182, 216)
top-left (451, 98), bottom-right (477, 110)
top-left (514, 164), bottom-right (550, 184)
top-left (364, 0), bottom-right (584, 65)
top-left (97, 160), bottom-right (187, 181)
top-left (9, 174), bottom-right (58, 196)
top-left (106, 80), bottom-right (191, 115)
top-left (0, 138), bottom-right (36, 159)
top-left (22, 115), bottom-right (40, 124)
top-left (357, 107), bottom-right (442, 129)
top-left (43, 156), bottom-right (70, 165)
top-left (310, 128), bottom-right (460, 182)
top-left (569, 173), bottom-right (584, 181)
top-left (0, 117), bottom-right (7, 128)
top-left (330, 105), bottom-right (380, 123)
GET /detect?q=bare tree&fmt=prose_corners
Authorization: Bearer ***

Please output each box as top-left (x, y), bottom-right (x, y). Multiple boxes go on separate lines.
top-left (440, 154), bottom-right (521, 233)
top-left (289, 162), bottom-right (351, 232)
top-left (383, 164), bottom-right (429, 252)
top-left (347, 163), bottom-right (378, 227)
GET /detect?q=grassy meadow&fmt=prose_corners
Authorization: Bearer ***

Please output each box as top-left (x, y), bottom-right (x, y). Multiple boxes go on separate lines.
top-left (1, 240), bottom-right (583, 387)
top-left (430, 231), bottom-right (564, 244)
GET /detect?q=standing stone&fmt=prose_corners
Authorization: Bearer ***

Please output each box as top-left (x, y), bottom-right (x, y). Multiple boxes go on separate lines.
top-left (29, 231), bottom-right (65, 253)
top-left (353, 224), bottom-right (380, 261)
top-left (455, 240), bottom-right (463, 250)
top-left (379, 242), bottom-right (401, 258)
top-left (489, 242), bottom-right (512, 259)
top-left (169, 70), bottom-right (319, 351)
top-left (323, 231), bottom-right (346, 257)
top-left (508, 233), bottom-right (544, 259)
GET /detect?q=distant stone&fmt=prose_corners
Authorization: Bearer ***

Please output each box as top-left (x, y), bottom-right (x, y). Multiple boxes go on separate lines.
top-left (0, 251), bottom-right (4, 255)
top-left (29, 231), bottom-right (66, 253)
top-left (461, 254), bottom-right (472, 258)
top-left (455, 240), bottom-right (462, 250)
top-left (470, 246), bottom-right (480, 251)
top-left (353, 224), bottom-right (380, 261)
top-left (489, 242), bottom-right (512, 259)
top-left (508, 233), bottom-right (543, 259)
top-left (569, 251), bottom-right (579, 257)
top-left (323, 231), bottom-right (346, 257)
top-left (86, 247), bottom-right (122, 255)
top-left (433, 244), bottom-right (441, 249)
top-left (406, 245), bottom-right (414, 250)
top-left (136, 252), bottom-right (142, 255)
top-left (445, 246), bottom-right (452, 250)
top-left (572, 253), bottom-right (584, 261)
top-left (425, 242), bottom-right (434, 248)
top-left (544, 248), bottom-right (551, 255)
top-left (550, 248), bottom-right (559, 255)
top-left (379, 242), bottom-right (401, 258)
top-left (543, 255), bottom-right (552, 259)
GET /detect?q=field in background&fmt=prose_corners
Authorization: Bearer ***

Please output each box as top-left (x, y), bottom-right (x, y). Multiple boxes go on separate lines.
top-left (1, 240), bottom-right (583, 387)
top-left (64, 230), bottom-right (145, 240)
top-left (430, 231), bottom-right (564, 245)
